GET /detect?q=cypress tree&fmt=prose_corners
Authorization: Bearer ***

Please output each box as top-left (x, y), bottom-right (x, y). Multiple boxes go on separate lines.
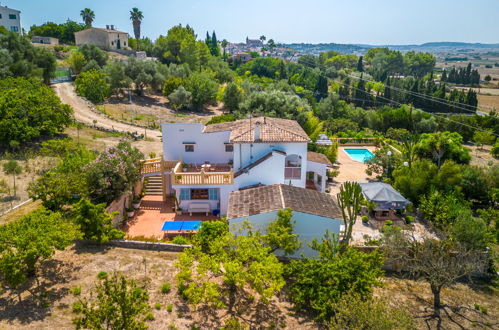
top-left (205, 31), bottom-right (211, 46)
top-left (211, 31), bottom-right (220, 56)
top-left (356, 56), bottom-right (364, 72)
top-left (315, 75), bottom-right (329, 100)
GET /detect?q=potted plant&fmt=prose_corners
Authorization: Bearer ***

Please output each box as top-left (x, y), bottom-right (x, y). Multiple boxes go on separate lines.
top-left (125, 207), bottom-right (135, 217)
top-left (132, 197), bottom-right (141, 209)
top-left (361, 216), bottom-right (369, 225)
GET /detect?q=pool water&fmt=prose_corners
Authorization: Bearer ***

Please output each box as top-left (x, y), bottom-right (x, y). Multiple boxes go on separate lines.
top-left (344, 148), bottom-right (375, 163)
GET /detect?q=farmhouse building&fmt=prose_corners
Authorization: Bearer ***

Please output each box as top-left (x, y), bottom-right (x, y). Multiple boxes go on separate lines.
top-left (74, 26), bottom-right (129, 50)
top-left (31, 36), bottom-right (59, 45)
top-left (0, 5), bottom-right (21, 34)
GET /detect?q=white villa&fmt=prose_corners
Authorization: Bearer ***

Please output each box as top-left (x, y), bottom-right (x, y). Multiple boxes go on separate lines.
top-left (142, 117), bottom-right (332, 216)
top-left (0, 5), bottom-right (21, 34)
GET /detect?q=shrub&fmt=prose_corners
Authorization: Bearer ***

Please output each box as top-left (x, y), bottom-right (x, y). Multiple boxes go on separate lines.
top-left (194, 220), bottom-right (228, 253)
top-left (74, 69), bottom-right (110, 104)
top-left (163, 76), bottom-right (184, 96)
top-left (166, 304), bottom-right (173, 313)
top-left (361, 216), bottom-right (369, 223)
top-left (385, 220), bottom-right (393, 226)
top-left (72, 287), bottom-right (82, 296)
top-left (97, 271), bottom-right (108, 279)
top-left (160, 283), bottom-right (171, 294)
top-left (144, 313), bottom-right (155, 321)
top-left (171, 235), bottom-right (189, 245)
top-left (404, 216), bottom-right (414, 224)
top-left (168, 86), bottom-right (192, 110)
top-left (154, 302), bottom-right (161, 310)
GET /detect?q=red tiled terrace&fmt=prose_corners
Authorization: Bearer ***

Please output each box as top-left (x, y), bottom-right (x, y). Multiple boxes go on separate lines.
top-left (123, 195), bottom-right (218, 239)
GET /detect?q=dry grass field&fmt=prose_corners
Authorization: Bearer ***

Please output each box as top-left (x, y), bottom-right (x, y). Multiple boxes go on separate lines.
top-left (0, 245), bottom-right (496, 330)
top-left (478, 94), bottom-right (499, 112)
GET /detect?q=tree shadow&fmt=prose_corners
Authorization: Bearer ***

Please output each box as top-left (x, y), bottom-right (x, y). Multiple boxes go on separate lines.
top-left (71, 240), bottom-right (113, 255)
top-left (0, 258), bottom-right (80, 324)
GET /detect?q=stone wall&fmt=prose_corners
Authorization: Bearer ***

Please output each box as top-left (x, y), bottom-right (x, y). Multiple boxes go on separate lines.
top-left (107, 239), bottom-right (191, 252)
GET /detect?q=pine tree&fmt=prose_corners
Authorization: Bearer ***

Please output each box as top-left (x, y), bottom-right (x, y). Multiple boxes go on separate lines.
top-left (441, 70), bottom-right (447, 82)
top-left (315, 75), bottom-right (329, 100)
top-left (205, 31), bottom-right (211, 47)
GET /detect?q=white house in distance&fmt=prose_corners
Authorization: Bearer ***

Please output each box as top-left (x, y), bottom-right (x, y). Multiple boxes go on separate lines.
top-left (0, 5), bottom-right (21, 34)
top-left (74, 26), bottom-right (129, 51)
top-left (144, 117), bottom-right (332, 216)
top-left (227, 184), bottom-right (343, 258)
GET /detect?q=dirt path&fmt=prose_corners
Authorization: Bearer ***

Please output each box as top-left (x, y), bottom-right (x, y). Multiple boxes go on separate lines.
top-left (52, 83), bottom-right (162, 141)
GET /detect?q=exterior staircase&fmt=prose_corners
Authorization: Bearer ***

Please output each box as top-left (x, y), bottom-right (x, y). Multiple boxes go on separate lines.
top-left (145, 176), bottom-right (163, 195)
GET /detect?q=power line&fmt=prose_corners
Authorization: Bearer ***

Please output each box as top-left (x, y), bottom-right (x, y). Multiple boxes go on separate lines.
top-left (346, 73), bottom-right (492, 115)
top-left (335, 80), bottom-right (499, 137)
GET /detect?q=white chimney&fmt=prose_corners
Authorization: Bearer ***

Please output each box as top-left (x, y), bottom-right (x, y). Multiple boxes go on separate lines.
top-left (254, 121), bottom-right (261, 141)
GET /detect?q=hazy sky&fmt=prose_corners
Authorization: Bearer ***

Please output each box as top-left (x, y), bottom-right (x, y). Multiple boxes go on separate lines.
top-left (7, 0), bottom-right (499, 45)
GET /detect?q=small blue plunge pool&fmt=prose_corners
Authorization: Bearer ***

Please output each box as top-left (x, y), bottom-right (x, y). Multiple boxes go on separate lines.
top-left (344, 148), bottom-right (375, 163)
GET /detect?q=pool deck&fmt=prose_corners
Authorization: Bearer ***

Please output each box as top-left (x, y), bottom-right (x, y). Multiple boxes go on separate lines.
top-left (327, 146), bottom-right (377, 197)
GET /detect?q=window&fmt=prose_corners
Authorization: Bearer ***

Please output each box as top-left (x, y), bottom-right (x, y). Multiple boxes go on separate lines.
top-left (9, 14), bottom-right (17, 19)
top-left (111, 41), bottom-right (114, 45)
top-left (0, 14), bottom-right (2, 19)
top-left (185, 144), bottom-right (194, 152)
top-left (284, 154), bottom-right (302, 180)
top-left (225, 144), bottom-right (233, 152)
top-left (124, 42), bottom-right (127, 46)
top-left (180, 189), bottom-right (190, 201)
top-left (191, 189), bottom-right (209, 200)
top-left (10, 26), bottom-right (18, 32)
top-left (317, 174), bottom-right (322, 185)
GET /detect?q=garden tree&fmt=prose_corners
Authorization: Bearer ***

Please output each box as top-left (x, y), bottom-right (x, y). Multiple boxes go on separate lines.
top-left (382, 231), bottom-right (487, 315)
top-left (29, 146), bottom-right (96, 210)
top-left (2, 160), bottom-right (22, 198)
top-left (67, 51), bottom-right (86, 75)
top-left (267, 39), bottom-right (276, 51)
top-left (0, 208), bottom-right (80, 290)
top-left (168, 86), bottom-right (192, 110)
top-left (0, 32), bottom-right (57, 82)
top-left (298, 54), bottom-right (319, 68)
top-left (81, 59), bottom-right (101, 73)
top-left (365, 145), bottom-right (402, 179)
top-left (79, 44), bottom-right (108, 68)
top-left (240, 90), bottom-right (311, 119)
top-left (80, 8), bottom-right (95, 27)
top-left (206, 114), bottom-right (235, 125)
top-left (392, 159), bottom-right (438, 204)
top-left (176, 222), bottom-right (286, 311)
top-left (162, 76), bottom-right (184, 96)
top-left (336, 182), bottom-right (364, 252)
top-left (460, 165), bottom-right (498, 207)
top-left (74, 69), bottom-right (110, 103)
top-left (103, 61), bottom-right (131, 95)
top-left (328, 295), bottom-right (415, 329)
top-left (73, 273), bottom-right (151, 329)
top-left (301, 112), bottom-right (323, 141)
top-left (0, 77), bottom-right (72, 147)
top-left (222, 82), bottom-right (243, 111)
top-left (73, 198), bottom-right (125, 244)
top-left (124, 58), bottom-right (168, 95)
top-left (39, 138), bottom-right (81, 157)
top-left (364, 48), bottom-right (404, 81)
top-left (285, 233), bottom-right (384, 320)
top-left (484, 74), bottom-right (492, 82)
top-left (86, 141), bottom-right (143, 204)
top-left (419, 189), bottom-right (469, 229)
top-left (183, 72), bottom-right (218, 109)
top-left (415, 131), bottom-right (471, 167)
top-left (0, 179), bottom-right (10, 200)
top-left (193, 220), bottom-right (229, 253)
top-left (206, 57), bottom-right (235, 83)
top-left (259, 35), bottom-right (266, 44)
top-left (264, 208), bottom-right (301, 255)
top-left (493, 140), bottom-right (499, 158)
top-left (451, 212), bottom-right (492, 251)
top-left (209, 31), bottom-right (220, 57)
top-left (129, 8), bottom-right (144, 48)
top-left (473, 129), bottom-right (495, 150)
top-left (29, 20), bottom-right (85, 44)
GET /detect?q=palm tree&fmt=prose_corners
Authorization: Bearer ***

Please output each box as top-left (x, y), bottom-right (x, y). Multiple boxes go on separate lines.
top-left (80, 8), bottom-right (95, 27)
top-left (130, 8), bottom-right (144, 49)
top-left (221, 39), bottom-right (228, 61)
top-left (259, 35), bottom-right (266, 44)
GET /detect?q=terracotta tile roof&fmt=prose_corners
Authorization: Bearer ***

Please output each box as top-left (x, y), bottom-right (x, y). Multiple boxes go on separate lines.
top-left (227, 184), bottom-right (342, 219)
top-left (307, 152), bottom-right (332, 166)
top-left (204, 117), bottom-right (310, 143)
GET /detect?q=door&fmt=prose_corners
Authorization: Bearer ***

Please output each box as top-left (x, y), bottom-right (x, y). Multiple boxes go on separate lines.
top-left (117, 39), bottom-right (121, 49)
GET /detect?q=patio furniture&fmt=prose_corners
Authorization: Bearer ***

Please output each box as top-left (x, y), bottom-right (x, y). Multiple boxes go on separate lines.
top-left (188, 202), bottom-right (211, 216)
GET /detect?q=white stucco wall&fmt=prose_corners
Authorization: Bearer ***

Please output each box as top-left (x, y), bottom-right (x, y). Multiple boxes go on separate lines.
top-left (172, 184), bottom-right (234, 215)
top-left (162, 123), bottom-right (233, 164)
top-left (305, 161), bottom-right (328, 192)
top-left (234, 151), bottom-right (286, 188)
top-left (229, 210), bottom-right (342, 258)
top-left (0, 6), bottom-right (21, 34)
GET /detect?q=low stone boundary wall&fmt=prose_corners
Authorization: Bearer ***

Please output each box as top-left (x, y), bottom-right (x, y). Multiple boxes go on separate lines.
top-left (107, 239), bottom-right (192, 252)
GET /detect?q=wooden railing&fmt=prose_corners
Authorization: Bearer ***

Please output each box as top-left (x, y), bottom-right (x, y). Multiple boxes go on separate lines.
top-left (173, 169), bottom-right (234, 185)
top-left (140, 158), bottom-right (181, 175)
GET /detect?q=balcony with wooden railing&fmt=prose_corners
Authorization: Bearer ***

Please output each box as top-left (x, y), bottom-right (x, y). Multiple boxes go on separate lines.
top-left (140, 158), bottom-right (180, 175)
top-left (172, 162), bottom-right (234, 186)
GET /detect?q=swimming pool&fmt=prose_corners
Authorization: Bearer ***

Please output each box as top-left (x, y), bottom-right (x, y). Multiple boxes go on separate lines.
top-left (344, 148), bottom-right (375, 163)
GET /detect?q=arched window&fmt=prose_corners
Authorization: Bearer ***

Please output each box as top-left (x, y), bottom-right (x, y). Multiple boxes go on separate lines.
top-left (284, 154), bottom-right (302, 180)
